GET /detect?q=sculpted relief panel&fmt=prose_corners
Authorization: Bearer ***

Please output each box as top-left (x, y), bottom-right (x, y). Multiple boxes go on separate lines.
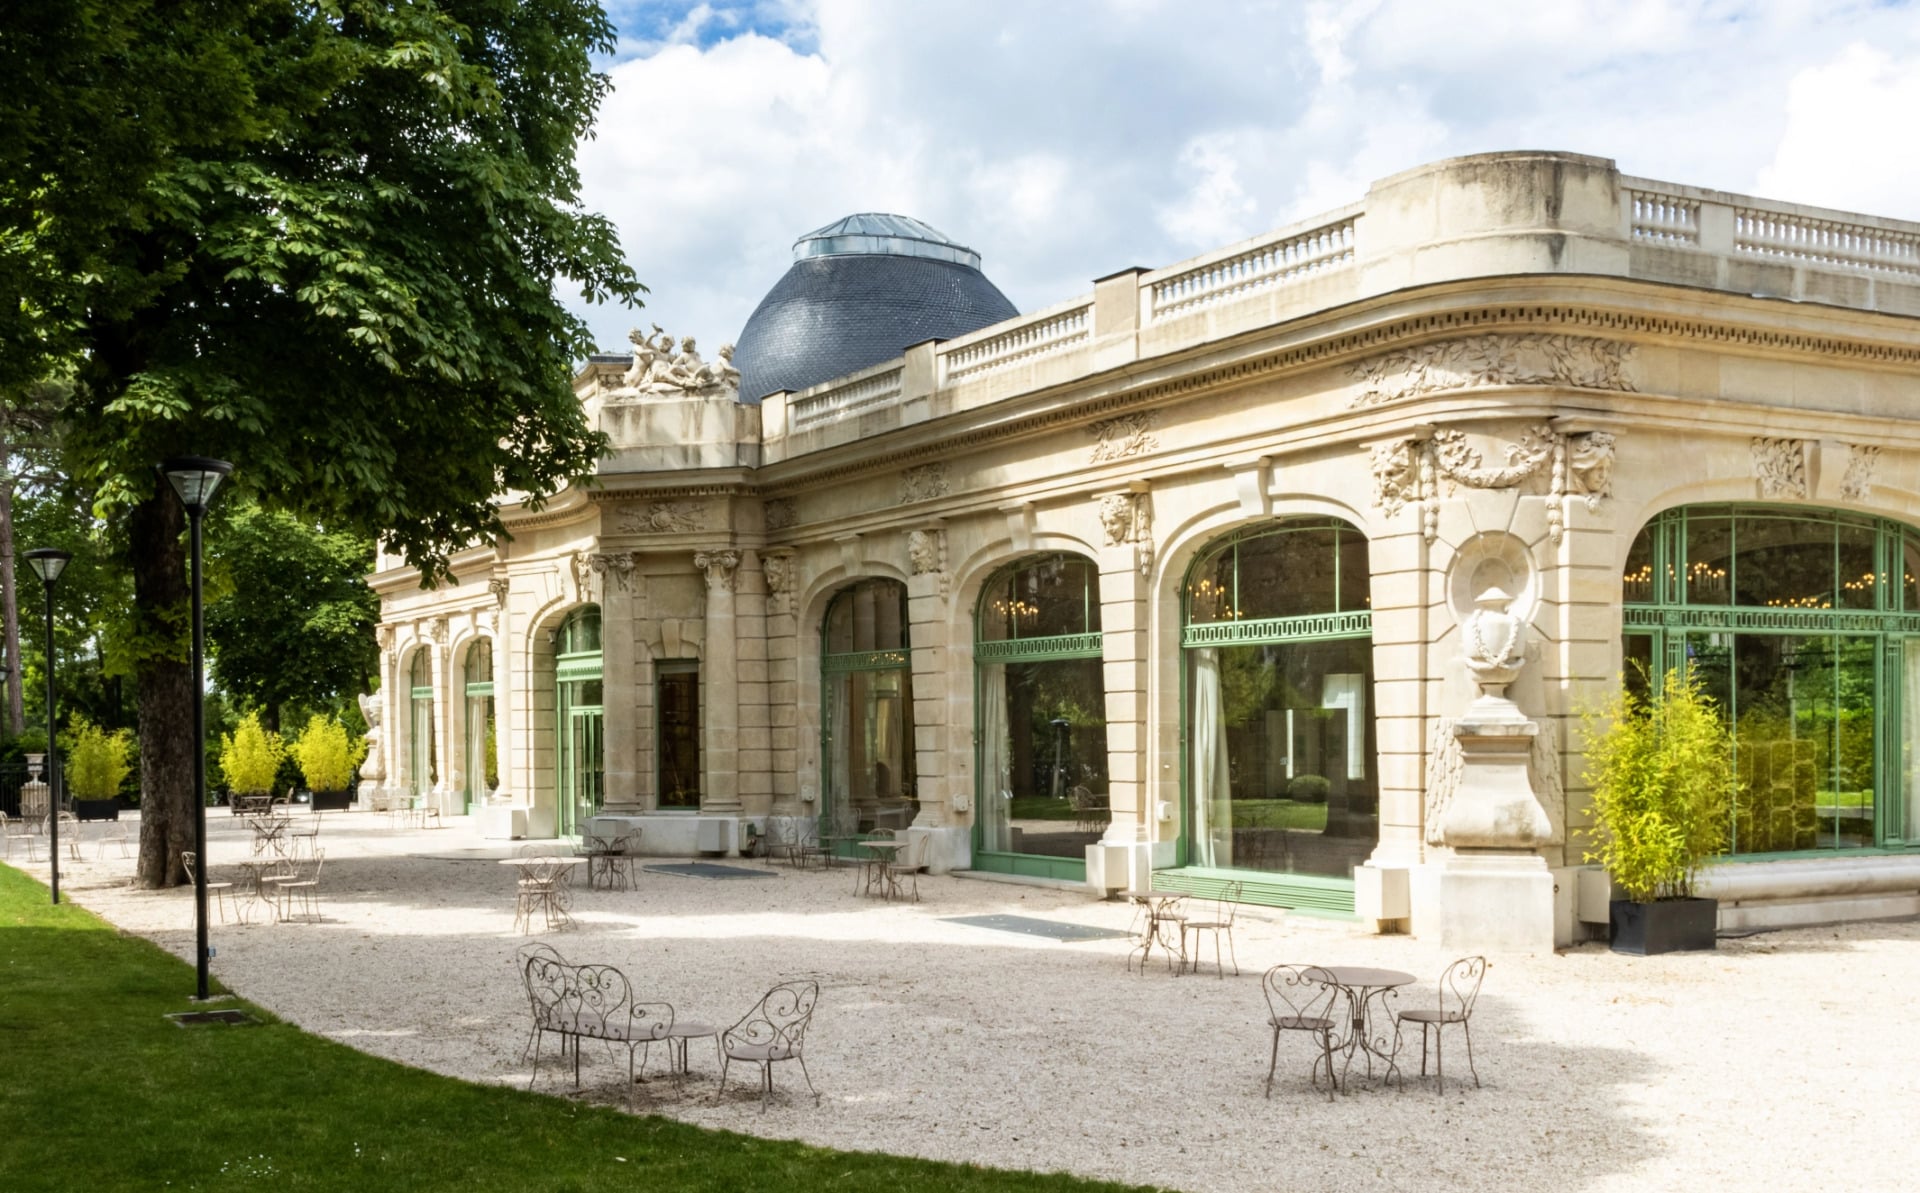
top-left (1350, 334), bottom-right (1637, 407)
top-left (1367, 425), bottom-right (1617, 544)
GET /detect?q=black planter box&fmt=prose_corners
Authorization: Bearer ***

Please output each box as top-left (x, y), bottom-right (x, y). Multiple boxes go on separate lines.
top-left (310, 790), bottom-right (353, 812)
top-left (1610, 897), bottom-right (1718, 955)
top-left (73, 798), bottom-right (120, 822)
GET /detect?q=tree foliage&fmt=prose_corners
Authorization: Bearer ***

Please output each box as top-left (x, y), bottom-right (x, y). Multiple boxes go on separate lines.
top-left (1579, 667), bottom-right (1735, 903)
top-left (205, 503), bottom-right (380, 729)
top-left (3, 0), bottom-right (641, 886)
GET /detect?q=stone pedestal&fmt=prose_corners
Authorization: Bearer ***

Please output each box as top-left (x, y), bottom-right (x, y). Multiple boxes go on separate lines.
top-left (1433, 851), bottom-right (1556, 954)
top-left (1428, 714), bottom-right (1558, 954)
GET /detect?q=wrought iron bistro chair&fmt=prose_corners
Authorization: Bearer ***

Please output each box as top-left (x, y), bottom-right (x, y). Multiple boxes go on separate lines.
top-left (269, 849), bottom-right (326, 923)
top-left (523, 956), bottom-right (674, 1102)
top-left (1179, 881), bottom-right (1244, 978)
top-left (181, 850), bottom-right (237, 926)
top-left (516, 942), bottom-right (570, 1062)
top-left (0, 811), bottom-right (38, 861)
top-left (1262, 964), bottom-right (1343, 1101)
top-left (513, 846), bottom-right (577, 934)
top-left (717, 980), bottom-right (820, 1113)
top-left (1393, 956), bottom-right (1489, 1094)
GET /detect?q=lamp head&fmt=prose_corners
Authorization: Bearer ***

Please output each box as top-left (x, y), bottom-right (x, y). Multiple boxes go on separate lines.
top-left (23, 547), bottom-right (72, 586)
top-left (160, 456), bottom-right (234, 512)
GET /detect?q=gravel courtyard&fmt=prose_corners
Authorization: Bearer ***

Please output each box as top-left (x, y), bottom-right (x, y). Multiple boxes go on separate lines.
top-left (21, 811), bottom-right (1920, 1193)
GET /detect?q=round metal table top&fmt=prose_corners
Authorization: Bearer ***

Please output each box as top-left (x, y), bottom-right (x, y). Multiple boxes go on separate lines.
top-left (1308, 965), bottom-right (1415, 988)
top-left (1123, 890), bottom-right (1185, 902)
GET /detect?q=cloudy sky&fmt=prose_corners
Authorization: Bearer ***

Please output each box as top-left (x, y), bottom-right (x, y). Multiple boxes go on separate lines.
top-left (571, 0), bottom-right (1920, 354)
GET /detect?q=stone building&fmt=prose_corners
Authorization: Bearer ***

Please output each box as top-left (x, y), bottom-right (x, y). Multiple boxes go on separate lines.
top-left (369, 151), bottom-right (1920, 952)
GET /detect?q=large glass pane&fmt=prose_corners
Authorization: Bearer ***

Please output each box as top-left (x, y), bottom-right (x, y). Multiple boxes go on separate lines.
top-left (977, 556), bottom-right (1098, 640)
top-left (979, 656), bottom-right (1108, 858)
top-left (1810, 636), bottom-right (1876, 847)
top-left (1904, 534), bottom-right (1920, 612)
top-left (1185, 544), bottom-right (1239, 624)
top-left (657, 667), bottom-right (700, 808)
top-left (1734, 514), bottom-right (1834, 609)
top-left (1836, 522), bottom-right (1878, 610)
top-left (825, 579), bottom-right (908, 653)
top-left (559, 607), bottom-right (602, 654)
top-left (1237, 525), bottom-right (1338, 620)
top-left (1622, 525), bottom-right (1655, 604)
top-left (410, 695), bottom-right (435, 797)
top-left (1191, 637), bottom-right (1375, 878)
top-left (1338, 527), bottom-right (1370, 612)
top-left (1729, 634), bottom-right (1819, 854)
top-left (464, 693), bottom-right (495, 808)
top-left (824, 668), bottom-right (918, 832)
top-left (1623, 635), bottom-right (1655, 703)
top-left (1684, 513), bottom-right (1732, 605)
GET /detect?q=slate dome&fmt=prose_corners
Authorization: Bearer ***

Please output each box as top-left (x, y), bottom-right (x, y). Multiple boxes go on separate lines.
top-left (731, 214), bottom-right (1019, 403)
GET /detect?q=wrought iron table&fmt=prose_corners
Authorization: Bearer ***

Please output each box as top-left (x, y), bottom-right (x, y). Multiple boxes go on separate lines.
top-left (1307, 965), bottom-right (1415, 1088)
top-left (1123, 890), bottom-right (1189, 973)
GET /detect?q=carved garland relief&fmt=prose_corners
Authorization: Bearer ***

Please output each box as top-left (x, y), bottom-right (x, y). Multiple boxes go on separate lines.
top-left (1349, 333), bottom-right (1637, 406)
top-left (1367, 425), bottom-right (1616, 544)
top-left (618, 501), bottom-right (708, 535)
top-left (900, 463), bottom-right (950, 503)
top-left (1750, 438), bottom-right (1809, 499)
top-left (1840, 444), bottom-right (1880, 502)
top-left (1088, 410), bottom-right (1159, 463)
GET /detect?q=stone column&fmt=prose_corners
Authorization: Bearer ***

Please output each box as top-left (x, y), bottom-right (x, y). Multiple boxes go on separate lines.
top-left (736, 552), bottom-right (773, 817)
top-left (905, 526), bottom-right (960, 870)
top-left (695, 550), bottom-right (741, 812)
top-left (1355, 525), bottom-right (1429, 929)
top-left (595, 552), bottom-right (642, 815)
top-left (1095, 539), bottom-right (1150, 892)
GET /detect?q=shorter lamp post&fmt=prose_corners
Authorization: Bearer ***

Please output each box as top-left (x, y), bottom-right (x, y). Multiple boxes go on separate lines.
top-left (162, 457), bottom-right (231, 1002)
top-left (23, 547), bottom-right (71, 906)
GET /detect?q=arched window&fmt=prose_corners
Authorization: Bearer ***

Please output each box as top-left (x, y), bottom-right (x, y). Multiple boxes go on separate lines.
top-left (463, 638), bottom-right (496, 812)
top-left (408, 650), bottom-right (435, 797)
top-left (1183, 519), bottom-right (1377, 890)
top-left (974, 554), bottom-right (1105, 881)
top-left (1624, 506), bottom-right (1920, 852)
top-left (554, 607), bottom-right (603, 834)
top-left (821, 580), bottom-right (915, 836)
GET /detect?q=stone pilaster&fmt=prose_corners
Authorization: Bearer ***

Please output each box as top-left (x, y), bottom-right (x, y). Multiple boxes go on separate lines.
top-left (763, 551), bottom-right (800, 811)
top-left (695, 550), bottom-right (741, 811)
top-left (429, 622), bottom-right (456, 805)
top-left (735, 552), bottom-right (773, 816)
top-left (596, 554), bottom-right (641, 814)
top-left (906, 571), bottom-right (950, 826)
top-left (1095, 543), bottom-right (1150, 889)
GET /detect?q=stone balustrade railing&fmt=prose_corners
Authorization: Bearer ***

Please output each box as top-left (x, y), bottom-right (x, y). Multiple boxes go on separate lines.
top-left (938, 301), bottom-right (1092, 385)
top-left (1144, 209), bottom-right (1359, 323)
top-left (1733, 207), bottom-right (1920, 278)
top-left (790, 365), bottom-right (904, 430)
top-left (753, 154), bottom-right (1920, 458)
top-left (1627, 178), bottom-right (1920, 279)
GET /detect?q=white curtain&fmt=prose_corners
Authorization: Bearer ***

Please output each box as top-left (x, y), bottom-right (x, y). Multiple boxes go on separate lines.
top-left (1905, 642), bottom-right (1920, 838)
top-left (979, 663), bottom-right (1013, 852)
top-left (1191, 649), bottom-right (1232, 868)
top-left (828, 674), bottom-right (852, 829)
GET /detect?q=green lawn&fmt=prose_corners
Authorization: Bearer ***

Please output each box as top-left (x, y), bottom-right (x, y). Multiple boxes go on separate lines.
top-left (0, 866), bottom-right (1154, 1193)
top-left (1223, 799), bottom-right (1330, 831)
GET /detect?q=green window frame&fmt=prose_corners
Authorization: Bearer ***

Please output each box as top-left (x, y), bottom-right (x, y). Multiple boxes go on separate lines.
top-left (1624, 505), bottom-right (1920, 851)
top-left (554, 607), bottom-right (603, 837)
top-left (820, 580), bottom-right (916, 843)
top-left (1175, 519), bottom-right (1376, 915)
top-left (972, 555), bottom-right (1105, 883)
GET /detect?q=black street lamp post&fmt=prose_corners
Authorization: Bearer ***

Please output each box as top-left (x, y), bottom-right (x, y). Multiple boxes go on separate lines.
top-left (22, 548), bottom-right (71, 906)
top-left (162, 457), bottom-right (232, 1002)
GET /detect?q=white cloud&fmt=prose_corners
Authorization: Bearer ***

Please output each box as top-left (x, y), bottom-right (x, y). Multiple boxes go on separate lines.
top-left (569, 0), bottom-right (1920, 356)
top-left (1757, 43), bottom-right (1920, 219)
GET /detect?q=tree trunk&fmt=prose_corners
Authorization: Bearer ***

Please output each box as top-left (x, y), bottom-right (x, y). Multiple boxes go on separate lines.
top-left (0, 473), bottom-right (22, 735)
top-left (131, 481), bottom-right (192, 888)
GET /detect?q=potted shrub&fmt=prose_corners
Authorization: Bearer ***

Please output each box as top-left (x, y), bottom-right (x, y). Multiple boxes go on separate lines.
top-left (290, 714), bottom-right (367, 812)
top-left (219, 711), bottom-right (286, 814)
top-left (63, 716), bottom-right (134, 821)
top-left (1579, 666), bottom-right (1733, 955)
